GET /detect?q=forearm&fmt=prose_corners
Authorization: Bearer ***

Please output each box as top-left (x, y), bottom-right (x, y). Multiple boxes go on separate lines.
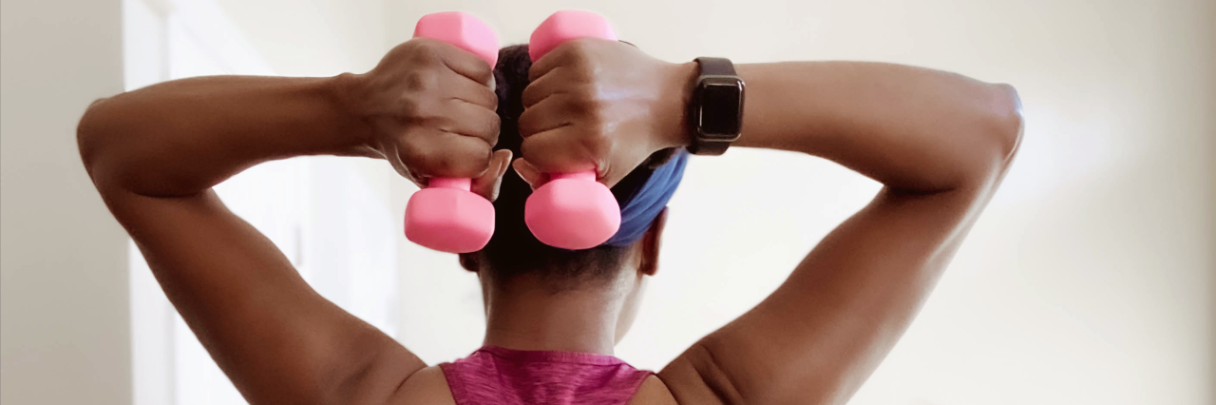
top-left (78, 74), bottom-right (372, 197)
top-left (729, 62), bottom-right (1022, 192)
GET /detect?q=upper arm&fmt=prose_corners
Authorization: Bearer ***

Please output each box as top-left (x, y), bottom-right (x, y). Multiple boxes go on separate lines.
top-left (103, 188), bottom-right (424, 405)
top-left (660, 181), bottom-right (1003, 405)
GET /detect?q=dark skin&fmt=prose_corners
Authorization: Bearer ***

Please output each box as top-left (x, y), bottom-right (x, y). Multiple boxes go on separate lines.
top-left (78, 37), bottom-right (1021, 405)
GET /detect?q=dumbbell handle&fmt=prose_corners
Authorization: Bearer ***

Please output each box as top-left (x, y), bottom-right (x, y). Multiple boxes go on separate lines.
top-left (523, 10), bottom-right (622, 250)
top-left (403, 12), bottom-right (498, 253)
top-left (415, 12), bottom-right (498, 191)
top-left (427, 177), bottom-right (471, 189)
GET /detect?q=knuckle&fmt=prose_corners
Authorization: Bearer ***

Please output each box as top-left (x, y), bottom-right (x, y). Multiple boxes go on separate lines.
top-left (519, 138), bottom-right (543, 163)
top-left (521, 85), bottom-right (541, 105)
top-left (483, 114), bottom-right (502, 143)
top-left (407, 40), bottom-right (443, 64)
top-left (568, 46), bottom-right (600, 73)
top-left (462, 106), bottom-right (499, 142)
top-left (404, 69), bottom-right (437, 93)
top-left (384, 41), bottom-right (414, 61)
top-left (565, 41), bottom-right (594, 61)
top-left (471, 63), bottom-right (494, 81)
top-left (516, 109), bottom-right (539, 136)
top-left (483, 87), bottom-right (499, 110)
top-left (464, 86), bottom-right (494, 109)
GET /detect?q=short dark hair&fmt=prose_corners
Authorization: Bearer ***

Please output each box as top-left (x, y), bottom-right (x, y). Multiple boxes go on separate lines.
top-left (471, 44), bottom-right (671, 290)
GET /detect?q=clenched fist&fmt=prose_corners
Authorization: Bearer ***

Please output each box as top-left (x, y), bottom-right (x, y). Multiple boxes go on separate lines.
top-left (514, 39), bottom-right (694, 189)
top-left (343, 38), bottom-right (511, 199)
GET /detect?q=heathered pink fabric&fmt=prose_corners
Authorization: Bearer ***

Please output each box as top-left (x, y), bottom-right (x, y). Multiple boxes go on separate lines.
top-left (439, 346), bottom-right (652, 405)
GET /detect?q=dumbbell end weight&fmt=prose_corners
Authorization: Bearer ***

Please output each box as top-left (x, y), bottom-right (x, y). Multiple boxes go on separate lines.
top-left (525, 173), bottom-right (621, 250)
top-left (528, 10), bottom-right (617, 61)
top-left (405, 178), bottom-right (495, 254)
top-left (414, 12), bottom-right (499, 67)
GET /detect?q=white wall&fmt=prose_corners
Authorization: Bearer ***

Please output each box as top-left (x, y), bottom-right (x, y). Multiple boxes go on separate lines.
top-left (209, 0), bottom-right (397, 225)
top-left (384, 1), bottom-right (1216, 405)
top-left (0, 0), bottom-right (131, 404)
top-left (211, 0), bottom-right (384, 76)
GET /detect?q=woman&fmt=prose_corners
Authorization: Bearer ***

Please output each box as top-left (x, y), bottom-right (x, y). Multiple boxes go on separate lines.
top-left (77, 36), bottom-right (1021, 404)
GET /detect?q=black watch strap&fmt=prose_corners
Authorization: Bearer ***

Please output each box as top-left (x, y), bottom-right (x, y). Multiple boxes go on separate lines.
top-left (694, 57), bottom-right (736, 76)
top-left (688, 57), bottom-right (743, 156)
top-left (687, 136), bottom-right (733, 156)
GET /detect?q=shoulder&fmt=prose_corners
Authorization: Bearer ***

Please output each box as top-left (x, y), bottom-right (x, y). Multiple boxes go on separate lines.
top-left (389, 365), bottom-right (455, 405)
top-left (626, 375), bottom-right (680, 405)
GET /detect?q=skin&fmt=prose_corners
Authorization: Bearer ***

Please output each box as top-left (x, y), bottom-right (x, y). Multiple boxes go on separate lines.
top-left (78, 36), bottom-right (1022, 405)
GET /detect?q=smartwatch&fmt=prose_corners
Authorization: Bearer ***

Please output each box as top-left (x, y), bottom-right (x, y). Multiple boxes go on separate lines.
top-left (687, 57), bottom-right (745, 156)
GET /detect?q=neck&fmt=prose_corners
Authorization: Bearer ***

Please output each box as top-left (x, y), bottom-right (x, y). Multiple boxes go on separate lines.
top-left (482, 275), bottom-right (624, 356)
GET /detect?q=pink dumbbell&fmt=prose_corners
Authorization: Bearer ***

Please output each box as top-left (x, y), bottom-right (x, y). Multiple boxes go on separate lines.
top-left (524, 10), bottom-right (622, 250)
top-left (403, 12), bottom-right (499, 253)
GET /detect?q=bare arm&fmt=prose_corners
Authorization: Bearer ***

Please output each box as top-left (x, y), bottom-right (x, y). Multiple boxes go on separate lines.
top-left (657, 62), bottom-right (1022, 404)
top-left (448, 39), bottom-right (1019, 404)
top-left (78, 39), bottom-right (505, 405)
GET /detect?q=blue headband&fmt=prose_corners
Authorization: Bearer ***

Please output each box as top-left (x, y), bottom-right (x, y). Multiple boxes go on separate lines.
top-left (603, 149), bottom-right (690, 247)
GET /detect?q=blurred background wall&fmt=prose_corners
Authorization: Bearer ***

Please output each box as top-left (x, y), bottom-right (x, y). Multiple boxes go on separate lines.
top-left (1, 0), bottom-right (130, 404)
top-left (1, 0), bottom-right (1212, 404)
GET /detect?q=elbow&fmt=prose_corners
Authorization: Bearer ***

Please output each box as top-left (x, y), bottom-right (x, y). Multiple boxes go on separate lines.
top-left (986, 83), bottom-right (1024, 170)
top-left (947, 83), bottom-right (1022, 192)
top-left (958, 83), bottom-right (1023, 189)
top-left (76, 97), bottom-right (113, 182)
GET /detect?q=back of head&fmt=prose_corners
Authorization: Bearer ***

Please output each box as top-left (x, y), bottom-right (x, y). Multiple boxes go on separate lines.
top-left (470, 44), bottom-right (676, 291)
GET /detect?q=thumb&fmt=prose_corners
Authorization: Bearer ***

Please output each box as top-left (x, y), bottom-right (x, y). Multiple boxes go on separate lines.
top-left (511, 158), bottom-right (549, 191)
top-left (472, 149), bottom-right (512, 202)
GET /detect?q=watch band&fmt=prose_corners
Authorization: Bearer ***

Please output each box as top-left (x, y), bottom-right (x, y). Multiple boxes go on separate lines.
top-left (687, 135), bottom-right (733, 155)
top-left (695, 57), bottom-right (736, 76)
top-left (688, 57), bottom-right (742, 156)
top-left (686, 136), bottom-right (733, 156)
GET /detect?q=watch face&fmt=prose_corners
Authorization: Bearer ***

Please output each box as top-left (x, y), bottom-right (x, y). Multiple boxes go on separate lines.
top-left (697, 77), bottom-right (744, 140)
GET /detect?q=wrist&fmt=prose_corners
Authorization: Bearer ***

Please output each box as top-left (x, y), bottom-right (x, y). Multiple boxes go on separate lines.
top-left (328, 72), bottom-right (380, 158)
top-left (657, 61), bottom-right (699, 149)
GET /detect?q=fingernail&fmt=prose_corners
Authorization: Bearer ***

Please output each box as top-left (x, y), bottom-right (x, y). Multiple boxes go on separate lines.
top-left (498, 152), bottom-right (512, 176)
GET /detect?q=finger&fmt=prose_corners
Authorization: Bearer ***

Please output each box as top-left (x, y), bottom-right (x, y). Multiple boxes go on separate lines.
top-left (426, 40), bottom-right (496, 87)
top-left (517, 94), bottom-right (580, 138)
top-left (527, 46), bottom-right (566, 82)
top-left (441, 70), bottom-right (498, 109)
top-left (440, 100), bottom-right (500, 146)
top-left (518, 125), bottom-right (601, 175)
top-left (511, 158), bottom-right (548, 191)
top-left (383, 140), bottom-right (420, 184)
top-left (401, 129), bottom-right (493, 179)
top-left (520, 67), bottom-right (573, 108)
top-left (528, 39), bottom-right (600, 81)
top-left (472, 149), bottom-right (512, 201)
